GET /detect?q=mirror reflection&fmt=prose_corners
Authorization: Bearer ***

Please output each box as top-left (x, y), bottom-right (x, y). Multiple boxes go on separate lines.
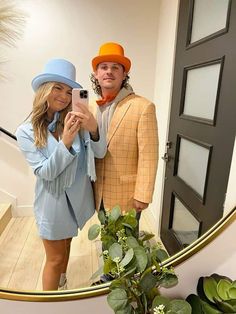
top-left (0, 0), bottom-right (235, 292)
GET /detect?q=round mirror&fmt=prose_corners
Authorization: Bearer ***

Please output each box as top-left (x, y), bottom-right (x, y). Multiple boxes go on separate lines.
top-left (1, 0), bottom-right (235, 299)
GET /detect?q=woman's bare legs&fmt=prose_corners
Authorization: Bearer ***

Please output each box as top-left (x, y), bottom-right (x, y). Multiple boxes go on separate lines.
top-left (42, 238), bottom-right (72, 290)
top-left (61, 238), bottom-right (72, 273)
top-left (59, 238), bottom-right (72, 288)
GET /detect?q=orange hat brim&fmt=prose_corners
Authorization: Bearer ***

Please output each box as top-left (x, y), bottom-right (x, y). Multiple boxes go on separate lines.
top-left (92, 55), bottom-right (131, 73)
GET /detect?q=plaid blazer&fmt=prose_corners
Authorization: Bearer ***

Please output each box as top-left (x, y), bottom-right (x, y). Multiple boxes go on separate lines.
top-left (91, 93), bottom-right (158, 213)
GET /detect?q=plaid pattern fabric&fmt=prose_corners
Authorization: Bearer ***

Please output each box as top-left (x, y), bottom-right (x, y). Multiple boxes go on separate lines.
top-left (91, 93), bottom-right (158, 213)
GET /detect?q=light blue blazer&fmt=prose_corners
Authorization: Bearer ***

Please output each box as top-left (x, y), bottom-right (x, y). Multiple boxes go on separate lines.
top-left (16, 122), bottom-right (106, 240)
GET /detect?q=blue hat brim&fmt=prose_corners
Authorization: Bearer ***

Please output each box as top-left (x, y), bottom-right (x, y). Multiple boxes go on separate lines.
top-left (31, 73), bottom-right (82, 91)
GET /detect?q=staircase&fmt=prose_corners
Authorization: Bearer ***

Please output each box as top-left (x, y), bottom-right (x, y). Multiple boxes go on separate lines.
top-left (0, 203), bottom-right (12, 236)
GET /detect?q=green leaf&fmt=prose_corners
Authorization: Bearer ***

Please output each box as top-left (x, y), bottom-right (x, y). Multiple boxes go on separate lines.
top-left (122, 223), bottom-right (133, 230)
top-left (211, 273), bottom-right (232, 284)
top-left (123, 266), bottom-right (137, 277)
top-left (107, 288), bottom-right (128, 311)
top-left (120, 248), bottom-right (134, 267)
top-left (229, 287), bottom-right (236, 299)
top-left (133, 246), bottom-right (148, 272)
top-left (116, 304), bottom-right (133, 314)
top-left (159, 273), bottom-right (178, 288)
top-left (127, 236), bottom-right (139, 248)
top-left (126, 208), bottom-right (137, 218)
top-left (217, 279), bottom-right (232, 301)
top-left (186, 294), bottom-right (203, 314)
top-left (90, 265), bottom-right (104, 280)
top-left (197, 277), bottom-right (208, 301)
top-left (200, 299), bottom-right (222, 314)
top-left (151, 258), bottom-right (161, 272)
top-left (203, 277), bottom-right (221, 303)
top-left (110, 206), bottom-right (121, 222)
top-left (98, 210), bottom-right (106, 224)
top-left (168, 299), bottom-right (192, 314)
top-left (109, 243), bottom-right (123, 261)
top-left (147, 287), bottom-right (160, 303)
top-left (226, 299), bottom-right (236, 311)
top-left (122, 216), bottom-right (137, 229)
top-left (141, 293), bottom-right (148, 313)
top-left (88, 224), bottom-right (100, 240)
top-left (125, 228), bottom-right (134, 237)
top-left (140, 233), bottom-right (155, 242)
top-left (103, 258), bottom-right (114, 274)
top-left (110, 278), bottom-right (126, 291)
top-left (152, 295), bottom-right (170, 310)
top-left (156, 249), bottom-right (169, 262)
top-left (214, 299), bottom-right (236, 313)
top-left (101, 235), bottom-right (116, 250)
top-left (139, 272), bottom-right (158, 293)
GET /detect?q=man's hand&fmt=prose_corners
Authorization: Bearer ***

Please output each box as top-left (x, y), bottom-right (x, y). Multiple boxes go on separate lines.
top-left (133, 199), bottom-right (149, 212)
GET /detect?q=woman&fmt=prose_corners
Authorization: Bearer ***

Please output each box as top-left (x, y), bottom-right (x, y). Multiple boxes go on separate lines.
top-left (16, 58), bottom-right (106, 290)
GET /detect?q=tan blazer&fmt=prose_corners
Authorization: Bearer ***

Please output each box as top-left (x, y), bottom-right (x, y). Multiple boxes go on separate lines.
top-left (91, 93), bottom-right (158, 213)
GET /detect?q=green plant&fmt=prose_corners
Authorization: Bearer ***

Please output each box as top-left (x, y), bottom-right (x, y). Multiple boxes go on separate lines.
top-left (88, 207), bottom-right (191, 314)
top-left (186, 273), bottom-right (236, 313)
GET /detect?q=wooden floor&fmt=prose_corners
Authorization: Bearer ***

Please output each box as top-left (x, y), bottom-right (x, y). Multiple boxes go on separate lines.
top-left (0, 211), bottom-right (159, 291)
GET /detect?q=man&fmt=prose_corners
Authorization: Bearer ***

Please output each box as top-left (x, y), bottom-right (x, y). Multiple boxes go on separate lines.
top-left (90, 42), bottom-right (158, 215)
top-left (90, 42), bottom-right (159, 284)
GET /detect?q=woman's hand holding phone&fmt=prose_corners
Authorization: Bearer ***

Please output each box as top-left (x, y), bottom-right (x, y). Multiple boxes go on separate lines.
top-left (71, 105), bottom-right (97, 134)
top-left (62, 112), bottom-right (81, 149)
top-left (71, 88), bottom-right (98, 135)
top-left (72, 89), bottom-right (88, 112)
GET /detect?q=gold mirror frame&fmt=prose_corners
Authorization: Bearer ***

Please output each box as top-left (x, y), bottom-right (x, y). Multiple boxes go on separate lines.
top-left (1, 0), bottom-right (235, 303)
top-left (1, 206), bottom-right (235, 302)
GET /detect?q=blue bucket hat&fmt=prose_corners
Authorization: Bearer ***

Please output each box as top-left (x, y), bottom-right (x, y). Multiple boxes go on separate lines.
top-left (31, 58), bottom-right (82, 91)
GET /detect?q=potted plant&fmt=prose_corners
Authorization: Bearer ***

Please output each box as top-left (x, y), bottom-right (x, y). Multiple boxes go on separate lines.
top-left (88, 207), bottom-right (191, 314)
top-left (186, 273), bottom-right (236, 313)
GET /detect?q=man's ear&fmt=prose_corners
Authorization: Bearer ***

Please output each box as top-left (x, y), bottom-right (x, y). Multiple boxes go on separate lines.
top-left (123, 72), bottom-right (127, 80)
top-left (93, 71), bottom-right (98, 79)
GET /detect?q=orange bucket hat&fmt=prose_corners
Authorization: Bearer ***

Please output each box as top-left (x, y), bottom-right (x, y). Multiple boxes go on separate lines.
top-left (92, 42), bottom-right (131, 73)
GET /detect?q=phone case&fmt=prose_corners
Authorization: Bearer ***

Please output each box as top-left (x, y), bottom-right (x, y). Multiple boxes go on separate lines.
top-left (72, 89), bottom-right (89, 112)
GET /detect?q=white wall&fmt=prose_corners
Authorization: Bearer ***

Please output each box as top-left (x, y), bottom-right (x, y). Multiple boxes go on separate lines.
top-left (150, 0), bottom-right (179, 229)
top-left (0, 133), bottom-right (35, 216)
top-left (224, 136), bottom-right (236, 215)
top-left (0, 295), bottom-right (113, 314)
top-left (0, 0), bottom-right (159, 133)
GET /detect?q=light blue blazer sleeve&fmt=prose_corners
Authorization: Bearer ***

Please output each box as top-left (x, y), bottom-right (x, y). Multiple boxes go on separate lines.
top-left (16, 124), bottom-right (77, 181)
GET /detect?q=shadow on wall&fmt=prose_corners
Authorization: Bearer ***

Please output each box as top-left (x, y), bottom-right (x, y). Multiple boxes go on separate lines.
top-left (0, 135), bottom-right (35, 216)
top-left (1, 137), bottom-right (30, 175)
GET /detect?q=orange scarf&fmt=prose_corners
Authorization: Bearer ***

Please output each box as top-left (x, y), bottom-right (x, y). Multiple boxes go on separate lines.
top-left (96, 94), bottom-right (117, 106)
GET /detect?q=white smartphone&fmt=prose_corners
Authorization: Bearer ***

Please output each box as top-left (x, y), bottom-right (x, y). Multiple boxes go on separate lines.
top-left (72, 88), bottom-right (89, 112)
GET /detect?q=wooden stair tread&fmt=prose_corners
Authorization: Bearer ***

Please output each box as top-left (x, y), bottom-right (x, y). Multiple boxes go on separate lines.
top-left (0, 203), bottom-right (12, 236)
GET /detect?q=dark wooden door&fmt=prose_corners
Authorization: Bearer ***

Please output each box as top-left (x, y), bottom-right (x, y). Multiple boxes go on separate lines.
top-left (160, 0), bottom-right (236, 255)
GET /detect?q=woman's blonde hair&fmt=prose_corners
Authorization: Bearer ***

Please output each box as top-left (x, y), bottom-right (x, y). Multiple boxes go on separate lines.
top-left (30, 82), bottom-right (71, 148)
